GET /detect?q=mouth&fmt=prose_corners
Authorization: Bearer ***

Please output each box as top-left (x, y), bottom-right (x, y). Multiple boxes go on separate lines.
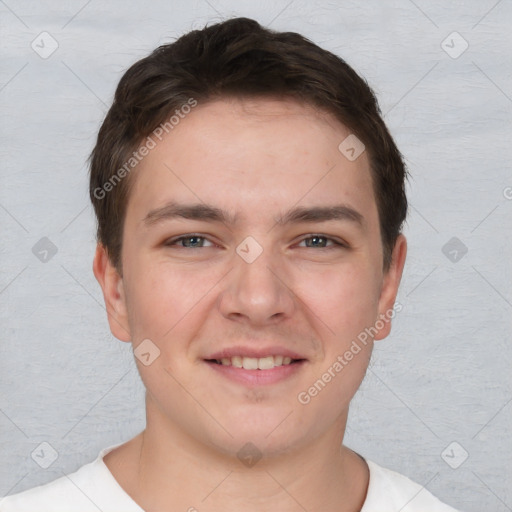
top-left (206, 355), bottom-right (304, 370)
top-left (204, 353), bottom-right (307, 386)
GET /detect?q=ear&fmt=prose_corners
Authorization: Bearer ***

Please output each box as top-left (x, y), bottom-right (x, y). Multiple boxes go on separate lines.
top-left (374, 234), bottom-right (407, 341)
top-left (92, 243), bottom-right (131, 342)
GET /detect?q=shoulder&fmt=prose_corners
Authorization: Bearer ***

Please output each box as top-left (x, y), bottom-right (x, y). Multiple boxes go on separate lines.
top-left (0, 462), bottom-right (101, 512)
top-left (0, 444), bottom-right (142, 512)
top-left (362, 459), bottom-right (461, 512)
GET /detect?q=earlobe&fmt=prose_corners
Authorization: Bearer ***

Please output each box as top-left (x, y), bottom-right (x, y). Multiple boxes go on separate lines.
top-left (92, 244), bottom-right (131, 342)
top-left (374, 234), bottom-right (407, 341)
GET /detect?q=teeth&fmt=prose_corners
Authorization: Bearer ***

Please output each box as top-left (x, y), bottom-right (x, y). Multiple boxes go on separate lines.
top-left (258, 356), bottom-right (274, 370)
top-left (231, 356), bottom-right (243, 368)
top-left (242, 357), bottom-right (259, 370)
top-left (213, 355), bottom-right (297, 369)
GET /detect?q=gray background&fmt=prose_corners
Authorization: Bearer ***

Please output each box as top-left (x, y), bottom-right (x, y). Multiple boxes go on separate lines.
top-left (1, 1), bottom-right (511, 510)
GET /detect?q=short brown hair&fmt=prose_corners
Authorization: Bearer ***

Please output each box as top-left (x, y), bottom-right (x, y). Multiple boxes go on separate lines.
top-left (89, 17), bottom-right (408, 274)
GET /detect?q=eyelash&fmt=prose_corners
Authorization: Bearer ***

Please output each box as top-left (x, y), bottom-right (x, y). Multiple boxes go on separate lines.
top-left (165, 234), bottom-right (347, 249)
top-left (297, 235), bottom-right (347, 249)
top-left (165, 234), bottom-right (215, 248)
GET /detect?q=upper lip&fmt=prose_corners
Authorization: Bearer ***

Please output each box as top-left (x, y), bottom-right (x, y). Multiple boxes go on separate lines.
top-left (205, 346), bottom-right (306, 360)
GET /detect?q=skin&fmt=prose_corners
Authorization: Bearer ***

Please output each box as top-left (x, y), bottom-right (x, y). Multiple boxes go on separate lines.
top-left (93, 97), bottom-right (407, 512)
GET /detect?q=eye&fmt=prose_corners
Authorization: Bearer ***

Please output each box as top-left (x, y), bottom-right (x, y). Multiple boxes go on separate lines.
top-left (298, 235), bottom-right (345, 249)
top-left (165, 234), bottom-right (214, 248)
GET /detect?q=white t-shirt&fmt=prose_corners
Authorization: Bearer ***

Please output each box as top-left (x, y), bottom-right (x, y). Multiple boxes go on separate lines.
top-left (1, 443), bottom-right (460, 511)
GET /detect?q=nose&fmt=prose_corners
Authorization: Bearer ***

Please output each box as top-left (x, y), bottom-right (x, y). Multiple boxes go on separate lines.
top-left (217, 244), bottom-right (296, 326)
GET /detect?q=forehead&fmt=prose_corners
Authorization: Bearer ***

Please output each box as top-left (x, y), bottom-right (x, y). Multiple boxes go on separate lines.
top-left (126, 97), bottom-right (377, 228)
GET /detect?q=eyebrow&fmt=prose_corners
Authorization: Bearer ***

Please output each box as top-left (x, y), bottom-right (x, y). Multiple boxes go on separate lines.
top-left (143, 202), bottom-right (237, 226)
top-left (143, 201), bottom-right (365, 229)
top-left (276, 205), bottom-right (365, 228)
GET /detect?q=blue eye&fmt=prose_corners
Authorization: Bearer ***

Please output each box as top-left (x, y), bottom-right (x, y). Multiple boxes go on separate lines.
top-left (164, 234), bottom-right (346, 250)
top-left (299, 235), bottom-right (344, 248)
top-left (166, 235), bottom-right (213, 248)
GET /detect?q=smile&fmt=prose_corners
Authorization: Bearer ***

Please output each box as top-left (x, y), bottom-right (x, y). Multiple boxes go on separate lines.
top-left (205, 356), bottom-right (306, 386)
top-left (211, 355), bottom-right (297, 370)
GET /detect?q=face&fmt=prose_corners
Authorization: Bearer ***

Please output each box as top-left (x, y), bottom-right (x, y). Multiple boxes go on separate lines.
top-left (95, 97), bottom-right (406, 457)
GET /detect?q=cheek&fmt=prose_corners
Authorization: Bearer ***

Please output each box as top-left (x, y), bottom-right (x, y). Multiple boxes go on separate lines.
top-left (123, 263), bottom-right (216, 393)
top-left (123, 258), bottom-right (221, 342)
top-left (294, 267), bottom-right (376, 421)
top-left (293, 263), bottom-right (380, 341)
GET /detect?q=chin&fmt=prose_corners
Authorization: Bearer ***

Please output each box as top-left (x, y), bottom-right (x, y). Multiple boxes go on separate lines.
top-left (202, 409), bottom-right (317, 461)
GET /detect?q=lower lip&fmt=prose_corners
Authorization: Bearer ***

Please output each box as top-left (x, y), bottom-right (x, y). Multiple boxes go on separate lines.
top-left (205, 360), bottom-right (305, 386)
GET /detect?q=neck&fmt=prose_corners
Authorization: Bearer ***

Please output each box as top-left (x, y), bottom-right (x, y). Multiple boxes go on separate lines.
top-left (105, 399), bottom-right (369, 512)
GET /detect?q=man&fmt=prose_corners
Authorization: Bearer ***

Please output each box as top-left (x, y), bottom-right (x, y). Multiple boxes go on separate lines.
top-left (1, 17), bottom-right (460, 511)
